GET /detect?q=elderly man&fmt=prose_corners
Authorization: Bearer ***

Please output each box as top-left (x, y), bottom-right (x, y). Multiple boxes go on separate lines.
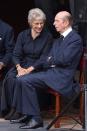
top-left (10, 11), bottom-right (83, 129)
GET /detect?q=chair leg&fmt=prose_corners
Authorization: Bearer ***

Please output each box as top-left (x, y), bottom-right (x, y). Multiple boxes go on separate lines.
top-left (80, 92), bottom-right (84, 123)
top-left (55, 94), bottom-right (60, 128)
top-left (46, 93), bottom-right (79, 130)
top-left (79, 72), bottom-right (85, 124)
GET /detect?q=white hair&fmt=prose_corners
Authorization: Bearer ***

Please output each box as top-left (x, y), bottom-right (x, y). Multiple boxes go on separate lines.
top-left (28, 8), bottom-right (46, 24)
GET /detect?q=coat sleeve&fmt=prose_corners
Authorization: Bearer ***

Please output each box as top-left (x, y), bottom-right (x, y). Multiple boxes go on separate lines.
top-left (2, 27), bottom-right (15, 66)
top-left (13, 33), bottom-right (23, 65)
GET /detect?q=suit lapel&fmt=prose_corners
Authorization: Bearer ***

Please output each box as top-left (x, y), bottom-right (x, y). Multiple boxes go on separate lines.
top-left (52, 30), bottom-right (75, 58)
top-left (61, 30), bottom-right (75, 46)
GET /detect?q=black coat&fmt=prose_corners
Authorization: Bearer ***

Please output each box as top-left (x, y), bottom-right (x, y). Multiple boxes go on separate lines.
top-left (0, 20), bottom-right (14, 66)
top-left (13, 29), bottom-right (53, 68)
top-left (0, 19), bottom-right (14, 113)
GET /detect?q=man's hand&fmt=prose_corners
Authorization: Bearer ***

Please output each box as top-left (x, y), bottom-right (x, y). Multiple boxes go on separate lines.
top-left (27, 66), bottom-right (34, 73)
top-left (0, 62), bottom-right (5, 70)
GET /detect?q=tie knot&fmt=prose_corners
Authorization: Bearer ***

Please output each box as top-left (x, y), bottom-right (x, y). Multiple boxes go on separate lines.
top-left (58, 35), bottom-right (64, 44)
top-left (60, 35), bottom-right (64, 39)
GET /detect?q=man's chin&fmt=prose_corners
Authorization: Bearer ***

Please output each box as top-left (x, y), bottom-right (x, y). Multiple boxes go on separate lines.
top-left (55, 28), bottom-right (59, 32)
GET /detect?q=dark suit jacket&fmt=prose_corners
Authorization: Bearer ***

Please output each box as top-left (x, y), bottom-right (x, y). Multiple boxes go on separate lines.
top-left (0, 20), bottom-right (14, 112)
top-left (0, 20), bottom-right (14, 66)
top-left (34, 30), bottom-right (83, 97)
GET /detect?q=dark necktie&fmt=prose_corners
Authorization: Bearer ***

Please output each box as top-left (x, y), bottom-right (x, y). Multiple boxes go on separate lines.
top-left (58, 35), bottom-right (64, 45)
top-left (60, 35), bottom-right (64, 42)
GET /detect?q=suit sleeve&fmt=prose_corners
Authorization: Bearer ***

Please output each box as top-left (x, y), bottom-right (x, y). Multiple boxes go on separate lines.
top-left (54, 38), bottom-right (83, 67)
top-left (2, 27), bottom-right (15, 66)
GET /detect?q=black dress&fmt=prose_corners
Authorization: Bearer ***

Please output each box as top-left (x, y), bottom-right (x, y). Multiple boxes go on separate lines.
top-left (1, 28), bottom-right (53, 112)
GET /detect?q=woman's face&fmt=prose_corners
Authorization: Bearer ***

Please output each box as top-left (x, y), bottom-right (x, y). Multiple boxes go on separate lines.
top-left (31, 19), bottom-right (45, 34)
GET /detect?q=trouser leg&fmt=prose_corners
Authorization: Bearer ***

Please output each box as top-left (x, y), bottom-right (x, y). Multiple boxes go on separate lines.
top-left (12, 79), bottom-right (22, 113)
top-left (12, 73), bottom-right (48, 122)
top-left (1, 68), bottom-right (17, 111)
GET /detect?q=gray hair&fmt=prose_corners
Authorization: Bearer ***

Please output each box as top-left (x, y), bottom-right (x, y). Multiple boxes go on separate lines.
top-left (28, 8), bottom-right (46, 24)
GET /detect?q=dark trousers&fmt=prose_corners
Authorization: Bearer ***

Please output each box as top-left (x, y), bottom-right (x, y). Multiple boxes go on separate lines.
top-left (0, 67), bottom-right (10, 114)
top-left (12, 72), bottom-right (49, 118)
top-left (1, 68), bottom-right (17, 112)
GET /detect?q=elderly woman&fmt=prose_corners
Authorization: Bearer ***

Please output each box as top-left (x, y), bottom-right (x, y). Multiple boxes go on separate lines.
top-left (1, 8), bottom-right (53, 119)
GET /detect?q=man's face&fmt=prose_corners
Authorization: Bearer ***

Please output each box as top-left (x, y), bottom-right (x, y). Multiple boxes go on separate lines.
top-left (53, 14), bottom-right (66, 33)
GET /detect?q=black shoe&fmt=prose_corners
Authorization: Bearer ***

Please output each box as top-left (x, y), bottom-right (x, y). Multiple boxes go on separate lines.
top-left (10, 112), bottom-right (22, 120)
top-left (19, 119), bottom-right (43, 129)
top-left (4, 108), bottom-right (15, 120)
top-left (10, 115), bottom-right (29, 123)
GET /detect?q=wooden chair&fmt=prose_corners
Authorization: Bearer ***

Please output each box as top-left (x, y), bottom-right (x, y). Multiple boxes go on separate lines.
top-left (46, 51), bottom-right (85, 128)
top-left (47, 88), bottom-right (60, 127)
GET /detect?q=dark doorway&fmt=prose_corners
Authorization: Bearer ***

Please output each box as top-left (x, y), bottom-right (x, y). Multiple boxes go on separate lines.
top-left (0, 0), bottom-right (34, 36)
top-left (0, 0), bottom-right (70, 37)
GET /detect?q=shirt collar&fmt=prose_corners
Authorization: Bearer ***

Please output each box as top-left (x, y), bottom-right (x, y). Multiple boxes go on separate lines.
top-left (27, 28), bottom-right (44, 39)
top-left (61, 27), bottom-right (72, 38)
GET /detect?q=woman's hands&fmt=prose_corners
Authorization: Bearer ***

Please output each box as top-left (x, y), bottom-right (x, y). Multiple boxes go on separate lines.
top-left (16, 64), bottom-right (34, 77)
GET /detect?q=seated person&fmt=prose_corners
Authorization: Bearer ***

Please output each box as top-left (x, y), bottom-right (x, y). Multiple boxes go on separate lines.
top-left (1, 8), bottom-right (53, 119)
top-left (0, 19), bottom-right (14, 115)
top-left (9, 11), bottom-right (83, 129)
